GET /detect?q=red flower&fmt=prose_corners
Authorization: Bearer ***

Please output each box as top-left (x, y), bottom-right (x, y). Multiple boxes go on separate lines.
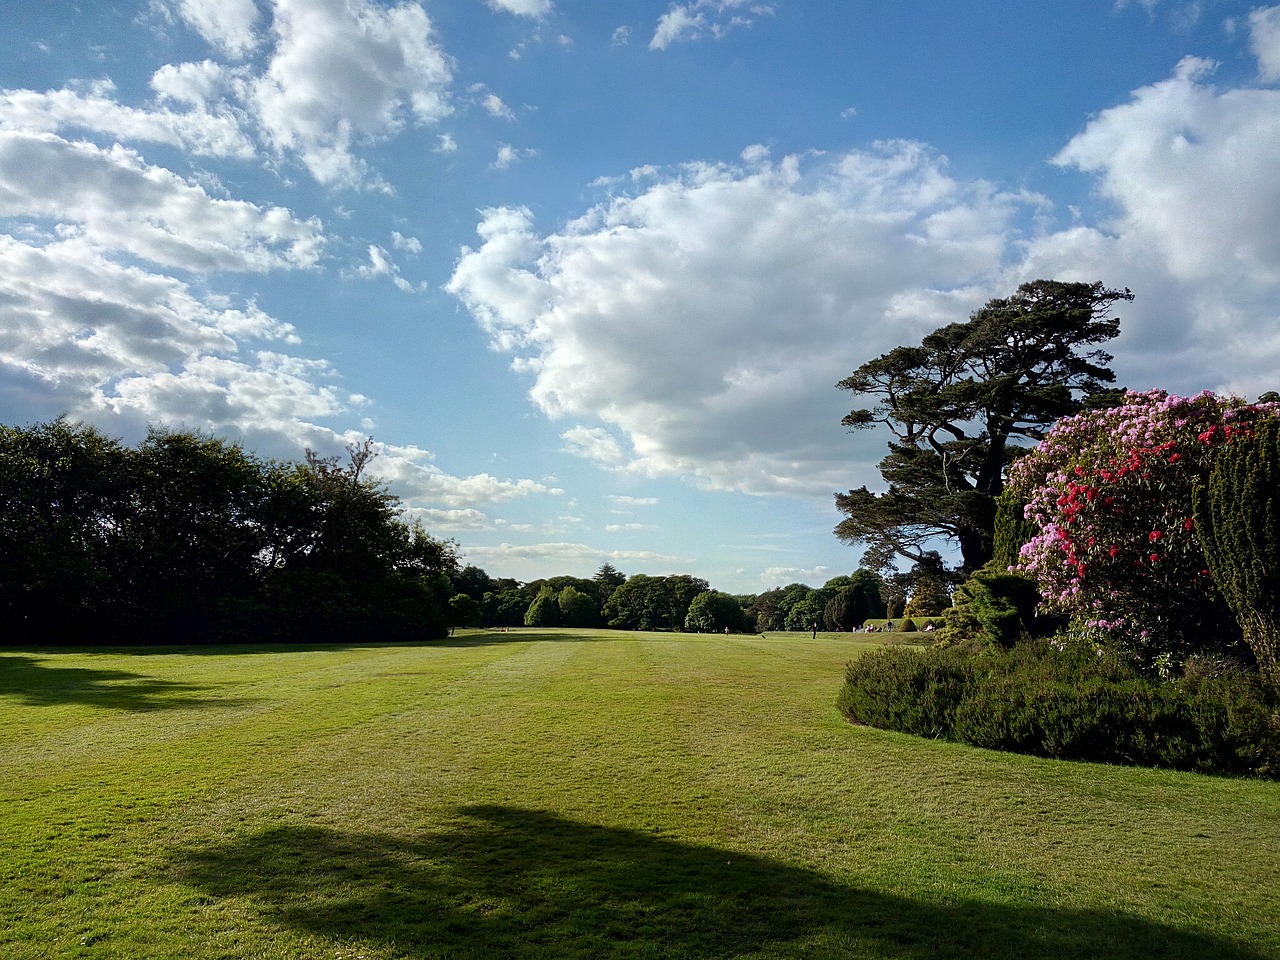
top-left (1183, 518), bottom-right (1195, 531)
top-left (1149, 530), bottom-right (1163, 541)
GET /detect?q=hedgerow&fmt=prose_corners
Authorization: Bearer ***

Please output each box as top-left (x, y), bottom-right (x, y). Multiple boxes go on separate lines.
top-left (838, 641), bottom-right (1279, 778)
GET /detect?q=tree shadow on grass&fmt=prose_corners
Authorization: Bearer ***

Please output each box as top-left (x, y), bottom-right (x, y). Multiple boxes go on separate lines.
top-left (172, 805), bottom-right (1266, 960)
top-left (0, 655), bottom-right (254, 711)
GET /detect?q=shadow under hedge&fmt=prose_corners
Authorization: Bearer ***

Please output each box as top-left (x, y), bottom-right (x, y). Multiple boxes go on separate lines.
top-left (838, 641), bottom-right (1280, 778)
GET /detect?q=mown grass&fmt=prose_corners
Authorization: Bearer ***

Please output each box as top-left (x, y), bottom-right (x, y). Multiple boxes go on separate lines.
top-left (1, 629), bottom-right (1277, 959)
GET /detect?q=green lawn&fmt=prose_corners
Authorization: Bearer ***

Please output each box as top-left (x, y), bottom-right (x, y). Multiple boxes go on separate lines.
top-left (1, 629), bottom-right (1277, 959)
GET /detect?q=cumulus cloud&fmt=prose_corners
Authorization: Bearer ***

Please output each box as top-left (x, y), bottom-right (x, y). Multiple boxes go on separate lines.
top-left (491, 143), bottom-right (536, 170)
top-left (355, 244), bottom-right (418, 292)
top-left (451, 43), bottom-right (1280, 499)
top-left (1047, 53), bottom-right (1280, 396)
top-left (482, 93), bottom-right (516, 121)
top-left (249, 0), bottom-right (453, 186)
top-left (1251, 4), bottom-right (1280, 83)
top-left (156, 0), bottom-right (263, 59)
top-left (486, 0), bottom-right (553, 18)
top-left (0, 132), bottom-right (323, 272)
top-left (449, 142), bottom-right (1033, 497)
top-left (0, 84), bottom-right (254, 159)
top-left (650, 0), bottom-right (773, 51)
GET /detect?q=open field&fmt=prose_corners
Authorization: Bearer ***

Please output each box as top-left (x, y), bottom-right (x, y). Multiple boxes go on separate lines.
top-left (2, 629), bottom-right (1278, 959)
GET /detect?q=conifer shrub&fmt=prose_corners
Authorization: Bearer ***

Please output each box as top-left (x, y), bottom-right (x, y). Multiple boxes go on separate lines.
top-left (1194, 418), bottom-right (1280, 687)
top-left (899, 618), bottom-right (918, 632)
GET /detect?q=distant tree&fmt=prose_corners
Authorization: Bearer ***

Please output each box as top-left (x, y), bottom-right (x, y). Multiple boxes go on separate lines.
top-left (0, 421), bottom-right (457, 644)
top-left (848, 569), bottom-right (887, 620)
top-left (685, 590), bottom-right (747, 633)
top-left (823, 587), bottom-right (865, 631)
top-left (483, 586), bottom-right (534, 628)
top-left (524, 588), bottom-right (561, 627)
top-left (452, 565), bottom-right (494, 603)
top-left (784, 591), bottom-right (825, 632)
top-left (902, 575), bottom-right (951, 618)
top-left (603, 574), bottom-right (709, 631)
top-left (448, 593), bottom-right (482, 634)
top-left (557, 585), bottom-right (599, 627)
top-left (836, 280), bottom-right (1132, 573)
top-left (746, 587), bottom-right (787, 631)
top-left (592, 563), bottom-right (626, 607)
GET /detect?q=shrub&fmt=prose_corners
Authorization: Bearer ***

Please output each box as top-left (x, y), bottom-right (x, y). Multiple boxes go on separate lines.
top-left (939, 563), bottom-right (1043, 648)
top-left (837, 640), bottom-right (1280, 778)
top-left (837, 647), bottom-right (975, 738)
top-left (1194, 418), bottom-right (1280, 687)
top-left (899, 618), bottom-right (918, 632)
top-left (1007, 390), bottom-right (1277, 669)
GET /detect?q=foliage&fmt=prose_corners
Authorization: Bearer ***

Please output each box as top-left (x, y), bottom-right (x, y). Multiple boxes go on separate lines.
top-left (836, 280), bottom-right (1131, 573)
top-left (838, 640), bottom-right (1280, 777)
top-left (902, 575), bottom-right (951, 618)
top-left (991, 490), bottom-right (1036, 571)
top-left (603, 574), bottom-right (709, 631)
top-left (524, 588), bottom-right (562, 627)
top-left (556, 585), bottom-right (600, 627)
top-left (823, 587), bottom-right (865, 631)
top-left (1194, 419), bottom-right (1280, 687)
top-left (684, 590), bottom-right (748, 633)
top-left (448, 594), bottom-right (482, 633)
top-left (481, 584), bottom-right (535, 627)
top-left (0, 420), bottom-right (457, 643)
top-left (939, 563), bottom-right (1043, 648)
top-left (1008, 391), bottom-right (1279, 669)
top-left (836, 646), bottom-right (973, 738)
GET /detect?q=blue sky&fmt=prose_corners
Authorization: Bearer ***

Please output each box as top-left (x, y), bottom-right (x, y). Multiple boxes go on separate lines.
top-left (2, 0), bottom-right (1279, 593)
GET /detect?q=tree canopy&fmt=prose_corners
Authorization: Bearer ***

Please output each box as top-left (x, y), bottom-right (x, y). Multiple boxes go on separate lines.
top-left (835, 280), bottom-right (1132, 573)
top-left (0, 420), bottom-right (457, 643)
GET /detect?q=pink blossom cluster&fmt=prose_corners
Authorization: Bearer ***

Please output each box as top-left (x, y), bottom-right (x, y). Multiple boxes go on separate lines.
top-left (1007, 390), bottom-right (1280, 663)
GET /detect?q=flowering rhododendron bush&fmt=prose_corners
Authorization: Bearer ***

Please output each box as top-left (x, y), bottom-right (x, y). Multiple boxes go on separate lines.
top-left (1006, 391), bottom-right (1280, 669)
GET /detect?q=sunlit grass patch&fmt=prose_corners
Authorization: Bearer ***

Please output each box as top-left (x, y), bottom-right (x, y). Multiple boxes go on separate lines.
top-left (1, 631), bottom-right (1277, 958)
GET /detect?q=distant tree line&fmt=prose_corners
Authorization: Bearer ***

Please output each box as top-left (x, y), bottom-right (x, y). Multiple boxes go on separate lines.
top-left (446, 562), bottom-right (928, 635)
top-left (0, 419), bottom-right (457, 644)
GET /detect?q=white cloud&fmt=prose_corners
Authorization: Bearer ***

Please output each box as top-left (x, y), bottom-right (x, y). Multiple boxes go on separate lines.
top-left (157, 0), bottom-right (262, 59)
top-left (609, 495), bottom-right (659, 506)
top-left (561, 425), bottom-right (627, 465)
top-left (612, 26), bottom-right (632, 46)
top-left (407, 507), bottom-right (491, 531)
top-left (0, 131), bottom-right (323, 272)
top-left (391, 230), bottom-right (422, 254)
top-left (249, 0), bottom-right (453, 186)
top-left (1047, 55), bottom-right (1280, 395)
top-left (449, 143), bottom-right (1031, 497)
top-left (651, 6), bottom-right (705, 50)
top-left (650, 0), bottom-right (773, 51)
top-left (491, 143), bottom-right (536, 170)
top-left (355, 243), bottom-right (416, 292)
top-left (486, 0), bottom-right (553, 18)
top-left (483, 93), bottom-right (516, 121)
top-left (0, 84), bottom-right (254, 159)
top-left (1251, 5), bottom-right (1280, 82)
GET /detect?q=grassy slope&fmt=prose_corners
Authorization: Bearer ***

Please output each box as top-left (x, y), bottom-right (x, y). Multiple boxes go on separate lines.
top-left (1, 630), bottom-right (1277, 959)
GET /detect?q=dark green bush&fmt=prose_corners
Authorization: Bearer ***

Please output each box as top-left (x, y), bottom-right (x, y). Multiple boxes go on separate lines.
top-left (837, 647), bottom-right (975, 739)
top-left (837, 640), bottom-right (1280, 778)
top-left (899, 618), bottom-right (918, 632)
